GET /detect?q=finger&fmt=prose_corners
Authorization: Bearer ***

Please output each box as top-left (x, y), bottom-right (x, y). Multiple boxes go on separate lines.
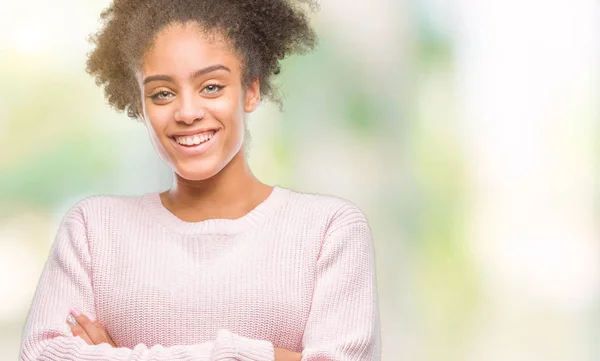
top-left (93, 321), bottom-right (117, 347)
top-left (70, 323), bottom-right (94, 345)
top-left (76, 313), bottom-right (115, 346)
top-left (71, 310), bottom-right (93, 332)
top-left (66, 312), bottom-right (93, 345)
top-left (274, 347), bottom-right (302, 361)
top-left (66, 310), bottom-right (115, 347)
top-left (71, 310), bottom-right (109, 346)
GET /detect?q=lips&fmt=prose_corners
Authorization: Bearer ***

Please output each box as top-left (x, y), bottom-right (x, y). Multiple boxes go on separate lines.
top-left (173, 130), bottom-right (216, 146)
top-left (170, 129), bottom-right (219, 156)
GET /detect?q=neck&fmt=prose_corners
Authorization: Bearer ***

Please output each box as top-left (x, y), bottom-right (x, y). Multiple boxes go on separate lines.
top-left (160, 149), bottom-right (272, 222)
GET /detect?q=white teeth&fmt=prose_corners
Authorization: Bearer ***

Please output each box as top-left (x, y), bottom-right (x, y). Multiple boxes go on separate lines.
top-left (174, 131), bottom-right (215, 146)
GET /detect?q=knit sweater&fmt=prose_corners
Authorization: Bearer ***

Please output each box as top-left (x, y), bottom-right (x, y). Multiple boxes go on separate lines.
top-left (20, 186), bottom-right (381, 361)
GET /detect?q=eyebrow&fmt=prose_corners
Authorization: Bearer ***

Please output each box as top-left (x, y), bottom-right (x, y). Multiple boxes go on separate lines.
top-left (143, 64), bottom-right (231, 85)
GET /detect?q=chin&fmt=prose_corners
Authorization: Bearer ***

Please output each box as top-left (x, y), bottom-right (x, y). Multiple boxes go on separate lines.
top-left (173, 167), bottom-right (218, 181)
top-left (170, 159), bottom-right (224, 181)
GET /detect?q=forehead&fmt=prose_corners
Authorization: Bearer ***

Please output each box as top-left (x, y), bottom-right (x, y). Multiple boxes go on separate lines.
top-left (140, 22), bottom-right (241, 76)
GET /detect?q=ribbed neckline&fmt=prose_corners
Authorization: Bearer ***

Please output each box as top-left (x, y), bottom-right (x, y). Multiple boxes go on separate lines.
top-left (141, 186), bottom-right (290, 236)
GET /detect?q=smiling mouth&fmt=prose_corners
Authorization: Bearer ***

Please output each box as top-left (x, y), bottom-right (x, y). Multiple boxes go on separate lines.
top-left (171, 130), bottom-right (218, 147)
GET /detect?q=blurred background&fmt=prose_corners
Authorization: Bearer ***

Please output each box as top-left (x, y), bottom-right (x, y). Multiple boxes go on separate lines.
top-left (1, 0), bottom-right (598, 360)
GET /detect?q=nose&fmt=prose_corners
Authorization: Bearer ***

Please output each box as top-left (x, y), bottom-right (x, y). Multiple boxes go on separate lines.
top-left (174, 93), bottom-right (205, 124)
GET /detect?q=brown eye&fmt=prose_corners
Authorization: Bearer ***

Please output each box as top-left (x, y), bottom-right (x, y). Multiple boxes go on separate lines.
top-left (151, 91), bottom-right (174, 100)
top-left (202, 84), bottom-right (224, 94)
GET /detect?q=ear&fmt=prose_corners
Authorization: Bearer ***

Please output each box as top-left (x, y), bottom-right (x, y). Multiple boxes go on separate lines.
top-left (134, 74), bottom-right (147, 123)
top-left (244, 79), bottom-right (260, 113)
top-left (136, 101), bottom-right (146, 124)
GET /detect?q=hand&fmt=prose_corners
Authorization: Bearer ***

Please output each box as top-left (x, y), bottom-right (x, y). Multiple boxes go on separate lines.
top-left (64, 309), bottom-right (297, 359)
top-left (275, 347), bottom-right (302, 361)
top-left (66, 309), bottom-right (116, 347)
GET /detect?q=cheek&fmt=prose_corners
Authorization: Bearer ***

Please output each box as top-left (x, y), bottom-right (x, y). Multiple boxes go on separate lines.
top-left (147, 101), bottom-right (173, 117)
top-left (145, 107), bottom-right (172, 136)
top-left (209, 94), bottom-right (246, 133)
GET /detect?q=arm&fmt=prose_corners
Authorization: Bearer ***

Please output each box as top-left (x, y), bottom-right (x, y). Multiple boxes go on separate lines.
top-left (19, 201), bottom-right (274, 361)
top-left (301, 204), bottom-right (381, 361)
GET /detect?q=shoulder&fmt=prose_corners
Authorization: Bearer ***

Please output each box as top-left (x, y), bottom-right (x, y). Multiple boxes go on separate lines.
top-left (282, 187), bottom-right (369, 232)
top-left (59, 193), bottom-right (147, 225)
top-left (283, 189), bottom-right (375, 263)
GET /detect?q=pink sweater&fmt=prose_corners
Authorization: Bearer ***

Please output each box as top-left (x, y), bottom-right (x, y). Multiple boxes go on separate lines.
top-left (20, 186), bottom-right (380, 361)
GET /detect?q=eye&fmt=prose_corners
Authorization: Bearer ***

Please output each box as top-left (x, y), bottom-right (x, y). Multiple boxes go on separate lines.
top-left (150, 91), bottom-right (174, 100)
top-left (202, 84), bottom-right (224, 94)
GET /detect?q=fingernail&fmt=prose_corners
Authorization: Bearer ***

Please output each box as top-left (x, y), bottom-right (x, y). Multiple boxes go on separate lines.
top-left (70, 308), bottom-right (81, 316)
top-left (86, 314), bottom-right (96, 322)
top-left (66, 314), bottom-right (77, 326)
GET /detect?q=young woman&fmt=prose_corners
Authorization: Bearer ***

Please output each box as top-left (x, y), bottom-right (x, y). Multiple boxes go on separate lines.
top-left (19, 1), bottom-right (381, 360)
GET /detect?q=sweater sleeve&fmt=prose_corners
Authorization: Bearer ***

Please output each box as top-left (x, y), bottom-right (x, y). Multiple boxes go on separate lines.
top-left (19, 202), bottom-right (274, 361)
top-left (301, 205), bottom-right (381, 361)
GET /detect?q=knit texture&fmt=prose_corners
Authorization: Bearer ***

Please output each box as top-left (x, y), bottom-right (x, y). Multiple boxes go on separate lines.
top-left (20, 186), bottom-right (381, 361)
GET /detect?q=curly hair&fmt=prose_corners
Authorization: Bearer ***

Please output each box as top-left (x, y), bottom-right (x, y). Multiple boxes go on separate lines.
top-left (85, 0), bottom-right (318, 119)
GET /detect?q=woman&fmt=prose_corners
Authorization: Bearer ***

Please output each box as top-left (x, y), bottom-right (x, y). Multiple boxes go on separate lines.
top-left (19, 0), bottom-right (381, 360)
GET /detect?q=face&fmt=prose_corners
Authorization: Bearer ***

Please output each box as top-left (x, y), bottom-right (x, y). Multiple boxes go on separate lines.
top-left (136, 22), bottom-right (260, 181)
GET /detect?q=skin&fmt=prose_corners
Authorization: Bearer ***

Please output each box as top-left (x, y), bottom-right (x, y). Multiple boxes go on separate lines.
top-left (67, 310), bottom-right (300, 361)
top-left (65, 21), bottom-right (301, 361)
top-left (140, 21), bottom-right (273, 222)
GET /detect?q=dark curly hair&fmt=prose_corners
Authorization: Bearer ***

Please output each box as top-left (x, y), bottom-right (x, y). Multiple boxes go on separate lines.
top-left (85, 0), bottom-right (318, 119)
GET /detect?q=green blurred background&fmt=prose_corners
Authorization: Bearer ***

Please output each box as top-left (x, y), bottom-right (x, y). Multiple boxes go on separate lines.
top-left (1, 1), bottom-right (599, 360)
